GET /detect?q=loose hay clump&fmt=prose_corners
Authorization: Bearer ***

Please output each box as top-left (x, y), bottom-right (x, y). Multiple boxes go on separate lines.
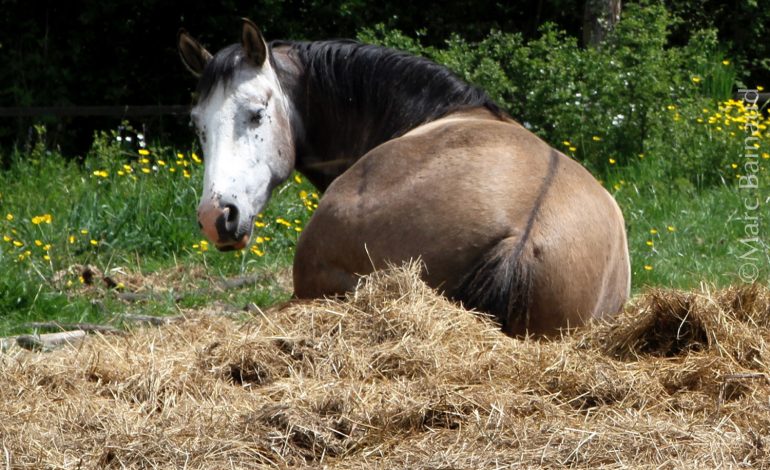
top-left (2, 263), bottom-right (770, 468)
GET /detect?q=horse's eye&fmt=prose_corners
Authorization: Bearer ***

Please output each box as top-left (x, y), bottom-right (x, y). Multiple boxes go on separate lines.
top-left (249, 109), bottom-right (265, 125)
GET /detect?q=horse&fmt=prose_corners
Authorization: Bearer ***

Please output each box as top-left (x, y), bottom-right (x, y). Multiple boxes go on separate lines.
top-left (178, 19), bottom-right (631, 336)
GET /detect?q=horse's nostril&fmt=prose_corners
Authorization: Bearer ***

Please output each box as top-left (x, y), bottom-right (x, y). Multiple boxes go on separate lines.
top-left (223, 204), bottom-right (240, 233)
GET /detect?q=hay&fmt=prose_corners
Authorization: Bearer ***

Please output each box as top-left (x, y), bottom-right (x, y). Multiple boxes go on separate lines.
top-left (2, 262), bottom-right (769, 468)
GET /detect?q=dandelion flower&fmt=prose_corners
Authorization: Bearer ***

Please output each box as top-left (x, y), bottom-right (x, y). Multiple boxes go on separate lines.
top-left (592, 135), bottom-right (602, 141)
top-left (191, 153), bottom-right (202, 164)
top-left (12, 240), bottom-right (23, 247)
top-left (645, 240), bottom-right (654, 247)
top-left (5, 213), bottom-right (13, 221)
top-left (758, 86), bottom-right (765, 92)
top-left (608, 158), bottom-right (616, 165)
top-left (691, 76), bottom-right (701, 83)
top-left (138, 149), bottom-right (150, 156)
top-left (644, 265), bottom-right (653, 271)
top-left (31, 214), bottom-right (52, 225)
top-left (649, 228), bottom-right (658, 235)
top-left (90, 239), bottom-right (99, 246)
top-left (722, 59), bottom-right (730, 66)
top-left (294, 174), bottom-right (302, 184)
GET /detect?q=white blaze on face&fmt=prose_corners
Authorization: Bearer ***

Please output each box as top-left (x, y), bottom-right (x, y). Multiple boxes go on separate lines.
top-left (192, 61), bottom-right (294, 236)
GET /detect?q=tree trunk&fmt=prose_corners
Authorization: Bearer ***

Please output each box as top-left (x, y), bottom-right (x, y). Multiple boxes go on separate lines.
top-left (583, 0), bottom-right (622, 47)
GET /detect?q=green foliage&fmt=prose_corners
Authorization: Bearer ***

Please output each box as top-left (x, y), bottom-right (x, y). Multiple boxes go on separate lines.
top-left (361, 2), bottom-right (746, 184)
top-left (0, 126), bottom-right (315, 333)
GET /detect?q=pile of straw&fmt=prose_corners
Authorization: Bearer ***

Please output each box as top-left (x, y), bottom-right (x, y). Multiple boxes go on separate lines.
top-left (2, 263), bottom-right (769, 468)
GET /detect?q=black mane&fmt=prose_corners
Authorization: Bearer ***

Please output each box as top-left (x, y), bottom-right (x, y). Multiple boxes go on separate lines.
top-left (285, 40), bottom-right (503, 186)
top-left (196, 39), bottom-right (504, 189)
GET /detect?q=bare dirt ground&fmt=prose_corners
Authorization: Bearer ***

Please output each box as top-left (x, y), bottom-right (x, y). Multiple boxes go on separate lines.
top-left (2, 263), bottom-right (769, 469)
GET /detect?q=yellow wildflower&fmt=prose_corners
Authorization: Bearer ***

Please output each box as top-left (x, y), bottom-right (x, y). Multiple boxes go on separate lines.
top-left (31, 214), bottom-right (52, 225)
top-left (691, 76), bottom-right (701, 83)
top-left (138, 149), bottom-right (150, 156)
top-left (294, 174), bottom-right (302, 184)
top-left (592, 136), bottom-right (602, 141)
top-left (608, 158), bottom-right (616, 165)
top-left (722, 59), bottom-right (730, 65)
top-left (191, 153), bottom-right (202, 164)
top-left (649, 228), bottom-right (658, 235)
top-left (5, 213), bottom-right (13, 221)
top-left (644, 265), bottom-right (653, 271)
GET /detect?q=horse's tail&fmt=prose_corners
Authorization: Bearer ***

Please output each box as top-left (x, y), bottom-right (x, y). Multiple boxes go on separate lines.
top-left (453, 239), bottom-right (533, 334)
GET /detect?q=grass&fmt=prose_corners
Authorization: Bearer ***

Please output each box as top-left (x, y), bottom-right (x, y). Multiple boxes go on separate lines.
top-left (0, 125), bottom-right (315, 334)
top-left (0, 96), bottom-right (768, 336)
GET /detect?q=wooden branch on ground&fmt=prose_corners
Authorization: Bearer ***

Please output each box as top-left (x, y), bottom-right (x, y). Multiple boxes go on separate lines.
top-left (120, 313), bottom-right (183, 326)
top-left (15, 330), bottom-right (88, 351)
top-left (21, 322), bottom-right (123, 335)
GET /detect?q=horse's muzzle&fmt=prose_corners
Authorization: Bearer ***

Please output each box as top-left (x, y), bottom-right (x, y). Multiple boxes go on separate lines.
top-left (197, 200), bottom-right (251, 250)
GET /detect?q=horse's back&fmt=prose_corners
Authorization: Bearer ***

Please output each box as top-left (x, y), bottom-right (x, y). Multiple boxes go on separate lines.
top-left (294, 109), bottom-right (630, 335)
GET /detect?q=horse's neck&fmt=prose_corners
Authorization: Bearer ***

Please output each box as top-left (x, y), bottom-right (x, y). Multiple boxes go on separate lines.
top-left (272, 43), bottom-right (502, 191)
top-left (273, 46), bottom-right (409, 190)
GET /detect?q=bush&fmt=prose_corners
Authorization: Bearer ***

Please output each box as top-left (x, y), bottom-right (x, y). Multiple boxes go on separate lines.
top-left (360, 2), bottom-right (746, 185)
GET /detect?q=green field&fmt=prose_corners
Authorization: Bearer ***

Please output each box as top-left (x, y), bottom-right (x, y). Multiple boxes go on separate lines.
top-left (1, 97), bottom-right (768, 336)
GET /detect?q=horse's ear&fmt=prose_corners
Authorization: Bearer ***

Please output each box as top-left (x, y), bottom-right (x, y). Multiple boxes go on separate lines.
top-left (241, 18), bottom-right (268, 67)
top-left (178, 29), bottom-right (212, 77)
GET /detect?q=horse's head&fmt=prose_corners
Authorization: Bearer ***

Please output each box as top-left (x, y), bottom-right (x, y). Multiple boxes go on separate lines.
top-left (178, 19), bottom-right (294, 251)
